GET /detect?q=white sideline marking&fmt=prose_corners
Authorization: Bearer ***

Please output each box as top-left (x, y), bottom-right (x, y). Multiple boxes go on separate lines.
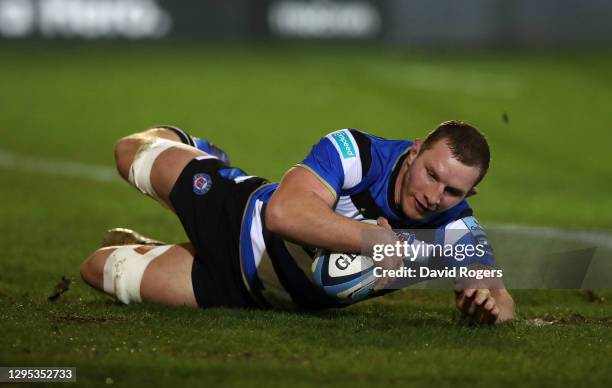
top-left (369, 64), bottom-right (521, 99)
top-left (1, 149), bottom-right (610, 248)
top-left (489, 223), bottom-right (612, 250)
top-left (0, 149), bottom-right (120, 184)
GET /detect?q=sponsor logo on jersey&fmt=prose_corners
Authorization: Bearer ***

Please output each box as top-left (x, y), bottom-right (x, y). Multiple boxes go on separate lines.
top-left (463, 216), bottom-right (493, 256)
top-left (331, 131), bottom-right (356, 159)
top-left (463, 216), bottom-right (482, 231)
top-left (192, 173), bottom-right (212, 195)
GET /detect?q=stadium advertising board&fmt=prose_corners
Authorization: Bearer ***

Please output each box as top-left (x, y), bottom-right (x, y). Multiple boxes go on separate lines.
top-left (0, 0), bottom-right (384, 41)
top-left (2, 0), bottom-right (612, 45)
top-left (0, 0), bottom-right (255, 39)
top-left (0, 0), bottom-right (172, 39)
top-left (267, 0), bottom-right (382, 39)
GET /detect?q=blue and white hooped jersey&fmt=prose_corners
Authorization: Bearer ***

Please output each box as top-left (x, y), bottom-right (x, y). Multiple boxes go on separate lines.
top-left (239, 129), bottom-right (495, 309)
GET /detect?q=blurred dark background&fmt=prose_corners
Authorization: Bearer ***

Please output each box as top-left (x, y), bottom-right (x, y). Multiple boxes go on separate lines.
top-left (2, 0), bottom-right (612, 47)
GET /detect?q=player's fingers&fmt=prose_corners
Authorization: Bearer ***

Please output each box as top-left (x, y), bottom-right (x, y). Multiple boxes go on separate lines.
top-left (457, 291), bottom-right (471, 312)
top-left (462, 294), bottom-right (476, 316)
top-left (475, 298), bottom-right (498, 324)
top-left (463, 288), bottom-right (476, 299)
top-left (476, 306), bottom-right (489, 324)
top-left (377, 217), bottom-right (392, 230)
top-left (474, 289), bottom-right (491, 306)
top-left (484, 298), bottom-right (496, 312)
top-left (468, 299), bottom-right (480, 316)
top-left (468, 297), bottom-right (490, 324)
top-left (467, 291), bottom-right (487, 316)
top-left (488, 307), bottom-right (500, 324)
top-left (470, 291), bottom-right (492, 317)
top-left (456, 293), bottom-right (465, 309)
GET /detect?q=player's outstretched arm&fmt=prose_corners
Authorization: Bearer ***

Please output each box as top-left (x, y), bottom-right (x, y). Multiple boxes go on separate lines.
top-left (266, 166), bottom-right (384, 253)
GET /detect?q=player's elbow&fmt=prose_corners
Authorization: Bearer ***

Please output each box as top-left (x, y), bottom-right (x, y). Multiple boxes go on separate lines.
top-left (264, 199), bottom-right (288, 235)
top-left (265, 193), bottom-right (299, 236)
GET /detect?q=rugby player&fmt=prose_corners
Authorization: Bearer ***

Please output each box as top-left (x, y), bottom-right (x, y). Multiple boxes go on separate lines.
top-left (80, 121), bottom-right (515, 324)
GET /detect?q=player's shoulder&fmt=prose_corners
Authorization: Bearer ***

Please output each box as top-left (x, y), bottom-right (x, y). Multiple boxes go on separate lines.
top-left (324, 128), bottom-right (411, 150)
top-left (322, 128), bottom-right (412, 173)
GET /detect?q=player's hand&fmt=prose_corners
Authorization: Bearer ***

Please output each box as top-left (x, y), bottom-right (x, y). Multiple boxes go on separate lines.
top-left (377, 216), bottom-right (392, 230)
top-left (455, 288), bottom-right (500, 324)
top-left (373, 217), bottom-right (402, 290)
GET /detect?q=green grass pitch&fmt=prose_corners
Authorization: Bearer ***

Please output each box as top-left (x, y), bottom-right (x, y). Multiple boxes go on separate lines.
top-left (1, 42), bottom-right (611, 387)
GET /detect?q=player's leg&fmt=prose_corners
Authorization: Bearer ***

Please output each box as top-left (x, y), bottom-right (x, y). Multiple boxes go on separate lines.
top-left (80, 243), bottom-right (198, 307)
top-left (113, 127), bottom-right (202, 209)
top-left (114, 126), bottom-right (230, 180)
top-left (114, 127), bottom-right (176, 181)
top-left (113, 126), bottom-right (231, 209)
top-left (100, 126), bottom-right (261, 309)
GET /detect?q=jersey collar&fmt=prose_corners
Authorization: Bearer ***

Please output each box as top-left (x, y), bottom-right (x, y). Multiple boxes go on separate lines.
top-left (387, 147), bottom-right (410, 221)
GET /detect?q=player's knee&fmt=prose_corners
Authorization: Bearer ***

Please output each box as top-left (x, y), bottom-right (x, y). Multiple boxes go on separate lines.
top-left (80, 247), bottom-right (116, 290)
top-left (114, 137), bottom-right (142, 180)
top-left (144, 127), bottom-right (181, 140)
top-left (114, 125), bottom-right (187, 179)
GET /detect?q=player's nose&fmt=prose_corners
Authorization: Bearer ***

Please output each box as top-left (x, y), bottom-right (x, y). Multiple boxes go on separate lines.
top-left (424, 184), bottom-right (443, 210)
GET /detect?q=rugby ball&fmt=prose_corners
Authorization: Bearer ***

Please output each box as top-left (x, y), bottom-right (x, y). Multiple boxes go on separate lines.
top-left (311, 250), bottom-right (377, 302)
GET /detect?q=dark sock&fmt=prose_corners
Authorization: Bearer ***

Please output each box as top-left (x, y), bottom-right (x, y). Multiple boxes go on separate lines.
top-left (157, 125), bottom-right (195, 147)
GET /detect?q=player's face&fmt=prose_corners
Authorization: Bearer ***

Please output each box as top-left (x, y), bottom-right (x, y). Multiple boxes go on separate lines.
top-left (397, 139), bottom-right (481, 220)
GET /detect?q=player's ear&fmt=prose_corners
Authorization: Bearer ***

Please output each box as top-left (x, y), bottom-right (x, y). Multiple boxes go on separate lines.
top-left (466, 187), bottom-right (478, 198)
top-left (407, 138), bottom-right (422, 164)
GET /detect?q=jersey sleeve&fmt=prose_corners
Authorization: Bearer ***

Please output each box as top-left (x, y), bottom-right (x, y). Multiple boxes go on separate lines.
top-left (435, 216), bottom-right (496, 268)
top-left (297, 129), bottom-right (365, 198)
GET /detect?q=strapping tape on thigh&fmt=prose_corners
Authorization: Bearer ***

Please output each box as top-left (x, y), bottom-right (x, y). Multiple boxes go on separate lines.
top-left (128, 138), bottom-right (176, 201)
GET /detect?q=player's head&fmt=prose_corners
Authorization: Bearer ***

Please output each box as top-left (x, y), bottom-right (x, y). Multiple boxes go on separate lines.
top-left (396, 120), bottom-right (490, 220)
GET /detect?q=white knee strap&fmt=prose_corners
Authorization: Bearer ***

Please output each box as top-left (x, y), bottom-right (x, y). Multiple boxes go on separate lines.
top-left (128, 138), bottom-right (177, 201)
top-left (103, 245), bottom-right (172, 304)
